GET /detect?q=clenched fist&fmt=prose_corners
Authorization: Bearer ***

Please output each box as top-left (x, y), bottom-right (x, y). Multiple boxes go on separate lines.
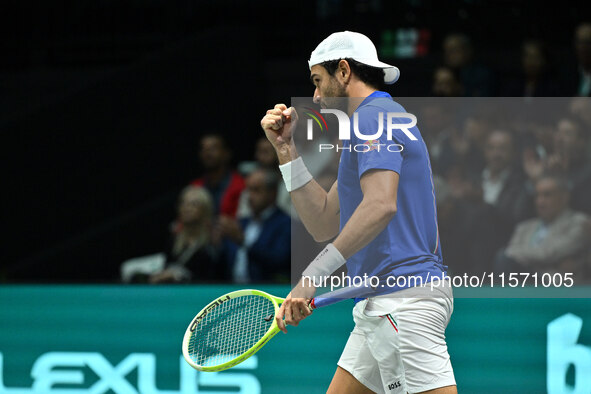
top-left (260, 104), bottom-right (298, 153)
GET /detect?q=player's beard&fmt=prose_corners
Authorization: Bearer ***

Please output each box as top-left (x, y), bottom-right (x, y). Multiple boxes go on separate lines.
top-left (319, 78), bottom-right (348, 112)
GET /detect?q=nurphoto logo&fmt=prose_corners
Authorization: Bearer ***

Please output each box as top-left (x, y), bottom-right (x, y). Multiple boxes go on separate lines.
top-left (304, 108), bottom-right (418, 153)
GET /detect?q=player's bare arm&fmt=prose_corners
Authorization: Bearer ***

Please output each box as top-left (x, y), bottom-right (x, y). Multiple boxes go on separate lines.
top-left (274, 169), bottom-right (399, 333)
top-left (261, 104), bottom-right (340, 242)
top-left (332, 169), bottom-right (399, 259)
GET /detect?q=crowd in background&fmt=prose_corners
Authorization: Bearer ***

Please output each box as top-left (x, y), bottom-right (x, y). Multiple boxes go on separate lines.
top-left (424, 99), bottom-right (591, 281)
top-left (122, 134), bottom-right (292, 284)
top-left (429, 23), bottom-right (591, 98)
top-left (121, 22), bottom-right (591, 285)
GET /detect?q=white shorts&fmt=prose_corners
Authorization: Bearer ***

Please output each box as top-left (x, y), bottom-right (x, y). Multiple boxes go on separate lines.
top-left (337, 282), bottom-right (456, 394)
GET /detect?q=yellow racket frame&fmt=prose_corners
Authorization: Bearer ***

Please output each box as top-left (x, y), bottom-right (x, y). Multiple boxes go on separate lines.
top-left (182, 289), bottom-right (285, 372)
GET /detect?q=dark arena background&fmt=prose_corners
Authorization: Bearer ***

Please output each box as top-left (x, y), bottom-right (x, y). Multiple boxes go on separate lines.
top-left (1, 1), bottom-right (591, 393)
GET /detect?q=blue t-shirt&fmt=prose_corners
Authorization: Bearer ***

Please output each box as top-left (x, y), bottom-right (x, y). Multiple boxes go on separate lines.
top-left (337, 91), bottom-right (446, 295)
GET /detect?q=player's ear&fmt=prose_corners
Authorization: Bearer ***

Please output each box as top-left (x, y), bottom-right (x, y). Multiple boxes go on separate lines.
top-left (337, 60), bottom-right (351, 83)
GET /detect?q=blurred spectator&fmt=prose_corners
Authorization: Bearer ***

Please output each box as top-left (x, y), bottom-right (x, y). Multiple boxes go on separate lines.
top-left (523, 117), bottom-right (591, 214)
top-left (443, 33), bottom-right (494, 96)
top-left (482, 130), bottom-right (531, 219)
top-left (521, 118), bottom-right (555, 161)
top-left (219, 168), bottom-right (291, 283)
top-left (255, 136), bottom-right (280, 167)
top-left (501, 40), bottom-right (560, 97)
top-left (237, 137), bottom-right (291, 218)
top-left (568, 98), bottom-right (591, 156)
top-left (435, 176), bottom-right (497, 275)
top-left (550, 117), bottom-right (591, 214)
top-left (463, 114), bottom-right (492, 169)
top-left (494, 174), bottom-right (590, 277)
top-left (563, 22), bottom-right (591, 96)
top-left (574, 23), bottom-right (591, 96)
top-left (238, 136), bottom-right (280, 175)
top-left (151, 186), bottom-right (224, 283)
top-left (432, 66), bottom-right (463, 97)
top-left (121, 186), bottom-right (225, 284)
top-left (191, 134), bottom-right (245, 217)
top-left (569, 97), bottom-right (591, 131)
top-left (481, 130), bottom-right (533, 248)
top-left (445, 112), bottom-right (493, 189)
top-left (421, 102), bottom-right (459, 176)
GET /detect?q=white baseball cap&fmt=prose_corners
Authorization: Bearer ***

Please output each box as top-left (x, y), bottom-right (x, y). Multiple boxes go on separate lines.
top-left (308, 31), bottom-right (400, 85)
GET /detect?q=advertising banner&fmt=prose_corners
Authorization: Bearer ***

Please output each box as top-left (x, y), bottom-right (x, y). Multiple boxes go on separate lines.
top-left (1, 285), bottom-right (591, 393)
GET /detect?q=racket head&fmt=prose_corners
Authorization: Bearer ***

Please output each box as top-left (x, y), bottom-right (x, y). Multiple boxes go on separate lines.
top-left (182, 289), bottom-right (284, 372)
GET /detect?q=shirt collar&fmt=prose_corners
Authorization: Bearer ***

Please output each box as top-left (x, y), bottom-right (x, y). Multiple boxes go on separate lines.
top-left (357, 91), bottom-right (392, 111)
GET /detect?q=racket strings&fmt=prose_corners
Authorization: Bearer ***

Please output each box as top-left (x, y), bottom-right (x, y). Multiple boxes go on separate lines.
top-left (188, 295), bottom-right (275, 367)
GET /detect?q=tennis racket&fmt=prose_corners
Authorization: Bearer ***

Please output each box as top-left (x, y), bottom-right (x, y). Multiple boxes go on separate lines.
top-left (182, 285), bottom-right (374, 372)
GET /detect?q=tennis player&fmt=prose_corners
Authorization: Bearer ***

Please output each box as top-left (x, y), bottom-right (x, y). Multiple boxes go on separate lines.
top-left (261, 31), bottom-right (456, 394)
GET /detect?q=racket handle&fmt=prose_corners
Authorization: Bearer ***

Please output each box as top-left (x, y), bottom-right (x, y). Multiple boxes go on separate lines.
top-left (309, 295), bottom-right (337, 309)
top-left (310, 285), bottom-right (376, 309)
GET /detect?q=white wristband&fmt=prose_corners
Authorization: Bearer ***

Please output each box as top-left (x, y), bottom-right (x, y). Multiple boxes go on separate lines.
top-left (279, 157), bottom-right (313, 192)
top-left (302, 243), bottom-right (346, 284)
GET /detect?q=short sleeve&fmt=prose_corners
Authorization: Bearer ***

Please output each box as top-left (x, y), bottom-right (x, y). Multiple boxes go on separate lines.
top-left (354, 105), bottom-right (408, 179)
